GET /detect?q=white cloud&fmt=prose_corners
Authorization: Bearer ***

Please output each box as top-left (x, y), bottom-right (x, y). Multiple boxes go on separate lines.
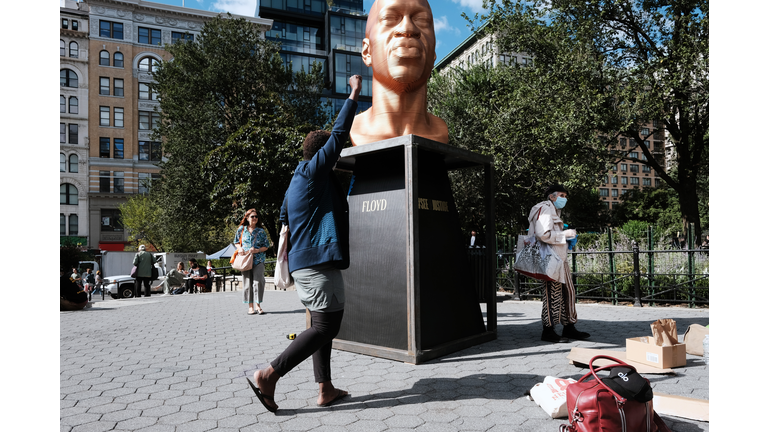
top-left (211, 0), bottom-right (258, 17)
top-left (433, 16), bottom-right (461, 36)
top-left (451, 0), bottom-right (487, 14)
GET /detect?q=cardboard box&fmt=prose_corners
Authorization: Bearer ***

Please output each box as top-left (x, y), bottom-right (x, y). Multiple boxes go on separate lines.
top-left (626, 337), bottom-right (687, 368)
top-left (653, 393), bottom-right (709, 422)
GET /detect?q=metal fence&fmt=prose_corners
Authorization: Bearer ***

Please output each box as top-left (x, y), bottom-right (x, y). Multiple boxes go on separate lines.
top-left (469, 235), bottom-right (709, 308)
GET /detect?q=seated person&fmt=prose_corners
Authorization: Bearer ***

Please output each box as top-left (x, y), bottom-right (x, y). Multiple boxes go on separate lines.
top-left (61, 267), bottom-right (88, 311)
top-left (182, 259), bottom-right (208, 294)
top-left (162, 262), bottom-right (186, 295)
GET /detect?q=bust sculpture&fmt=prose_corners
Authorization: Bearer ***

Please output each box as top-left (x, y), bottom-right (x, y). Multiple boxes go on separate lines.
top-left (350, 0), bottom-right (449, 146)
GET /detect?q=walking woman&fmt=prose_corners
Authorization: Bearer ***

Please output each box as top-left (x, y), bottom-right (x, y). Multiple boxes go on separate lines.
top-left (529, 185), bottom-right (590, 343)
top-left (235, 208), bottom-right (270, 315)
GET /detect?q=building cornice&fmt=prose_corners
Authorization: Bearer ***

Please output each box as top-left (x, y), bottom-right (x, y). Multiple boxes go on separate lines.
top-left (86, 0), bottom-right (272, 27)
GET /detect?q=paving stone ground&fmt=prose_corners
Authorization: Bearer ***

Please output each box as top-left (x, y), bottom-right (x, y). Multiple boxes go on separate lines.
top-left (61, 289), bottom-right (709, 432)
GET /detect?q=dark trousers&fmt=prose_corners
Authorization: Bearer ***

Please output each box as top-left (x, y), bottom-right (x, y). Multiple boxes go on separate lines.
top-left (135, 277), bottom-right (151, 297)
top-left (271, 309), bottom-right (344, 383)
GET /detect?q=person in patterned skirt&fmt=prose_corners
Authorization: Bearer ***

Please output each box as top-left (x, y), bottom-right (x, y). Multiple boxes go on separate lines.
top-left (528, 185), bottom-right (591, 343)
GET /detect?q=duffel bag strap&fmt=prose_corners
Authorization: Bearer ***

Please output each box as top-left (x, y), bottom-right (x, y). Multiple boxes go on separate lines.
top-left (576, 355), bottom-right (637, 405)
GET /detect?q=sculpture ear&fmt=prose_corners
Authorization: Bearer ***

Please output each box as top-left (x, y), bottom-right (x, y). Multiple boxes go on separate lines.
top-left (362, 38), bottom-right (372, 67)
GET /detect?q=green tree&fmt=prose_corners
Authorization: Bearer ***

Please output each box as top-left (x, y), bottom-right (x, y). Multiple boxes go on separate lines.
top-left (483, 0), bottom-right (709, 245)
top-left (119, 193), bottom-right (164, 251)
top-left (429, 36), bottom-right (614, 233)
top-left (150, 14), bottom-right (327, 252)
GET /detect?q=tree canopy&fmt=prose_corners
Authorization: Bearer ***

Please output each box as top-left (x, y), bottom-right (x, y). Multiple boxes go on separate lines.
top-left (481, 0), bottom-right (708, 244)
top-left (140, 15), bottom-right (327, 252)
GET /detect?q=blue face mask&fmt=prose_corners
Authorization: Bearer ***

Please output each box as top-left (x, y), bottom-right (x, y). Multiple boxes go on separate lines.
top-left (554, 197), bottom-right (567, 209)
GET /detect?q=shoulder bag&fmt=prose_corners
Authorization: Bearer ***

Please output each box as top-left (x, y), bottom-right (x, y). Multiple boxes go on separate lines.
top-left (514, 207), bottom-right (563, 282)
top-left (274, 224), bottom-right (293, 289)
top-left (560, 355), bottom-right (672, 432)
top-left (231, 227), bottom-right (253, 272)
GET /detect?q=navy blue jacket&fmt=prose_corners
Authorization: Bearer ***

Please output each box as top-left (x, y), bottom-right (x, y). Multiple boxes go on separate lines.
top-left (280, 98), bottom-right (357, 272)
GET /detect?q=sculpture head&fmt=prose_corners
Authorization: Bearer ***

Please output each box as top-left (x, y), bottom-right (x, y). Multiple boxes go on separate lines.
top-left (363, 0), bottom-right (437, 95)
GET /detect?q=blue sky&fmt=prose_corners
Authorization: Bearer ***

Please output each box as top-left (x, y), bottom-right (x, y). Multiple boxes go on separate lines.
top-left (146, 0), bottom-right (487, 62)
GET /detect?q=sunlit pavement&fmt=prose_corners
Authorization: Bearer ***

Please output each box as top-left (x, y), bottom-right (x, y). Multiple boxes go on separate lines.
top-left (61, 290), bottom-right (709, 431)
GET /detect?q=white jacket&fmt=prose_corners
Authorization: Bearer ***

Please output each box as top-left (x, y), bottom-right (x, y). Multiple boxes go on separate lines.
top-left (528, 199), bottom-right (568, 283)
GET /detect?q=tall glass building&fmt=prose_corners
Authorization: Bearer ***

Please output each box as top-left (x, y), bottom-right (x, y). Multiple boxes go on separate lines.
top-left (257, 0), bottom-right (372, 118)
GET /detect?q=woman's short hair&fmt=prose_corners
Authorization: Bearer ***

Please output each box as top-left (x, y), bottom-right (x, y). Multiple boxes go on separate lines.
top-left (544, 184), bottom-right (568, 199)
top-left (303, 130), bottom-right (331, 161)
top-left (177, 262), bottom-right (185, 270)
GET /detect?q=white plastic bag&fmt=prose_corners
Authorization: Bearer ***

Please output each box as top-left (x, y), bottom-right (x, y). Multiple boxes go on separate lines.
top-left (528, 376), bottom-right (576, 418)
top-left (274, 224), bottom-right (293, 289)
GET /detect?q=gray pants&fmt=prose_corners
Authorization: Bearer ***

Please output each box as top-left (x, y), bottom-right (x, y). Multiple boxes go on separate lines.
top-left (243, 262), bottom-right (265, 304)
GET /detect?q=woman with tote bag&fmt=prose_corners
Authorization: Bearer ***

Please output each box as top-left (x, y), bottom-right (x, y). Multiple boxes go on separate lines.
top-left (528, 185), bottom-right (590, 343)
top-left (234, 208), bottom-right (270, 315)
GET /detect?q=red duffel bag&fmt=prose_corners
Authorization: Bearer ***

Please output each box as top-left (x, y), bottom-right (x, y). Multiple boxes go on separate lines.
top-left (559, 355), bottom-right (672, 432)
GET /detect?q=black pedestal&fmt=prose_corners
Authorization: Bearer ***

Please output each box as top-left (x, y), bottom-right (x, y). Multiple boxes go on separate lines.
top-left (332, 135), bottom-right (496, 364)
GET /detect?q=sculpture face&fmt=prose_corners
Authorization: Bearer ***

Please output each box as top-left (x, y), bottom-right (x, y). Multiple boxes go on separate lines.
top-left (363, 0), bottom-right (436, 94)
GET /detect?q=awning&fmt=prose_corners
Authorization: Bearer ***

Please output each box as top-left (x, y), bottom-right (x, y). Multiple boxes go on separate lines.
top-left (98, 243), bottom-right (125, 251)
top-left (207, 243), bottom-right (237, 260)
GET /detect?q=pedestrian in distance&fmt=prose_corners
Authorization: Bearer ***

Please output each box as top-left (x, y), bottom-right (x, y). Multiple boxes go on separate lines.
top-left (133, 245), bottom-right (154, 298)
top-left (93, 270), bottom-right (104, 296)
top-left (83, 268), bottom-right (95, 301)
top-left (528, 185), bottom-right (591, 343)
top-left (235, 209), bottom-right (270, 314)
top-left (247, 75), bottom-right (362, 413)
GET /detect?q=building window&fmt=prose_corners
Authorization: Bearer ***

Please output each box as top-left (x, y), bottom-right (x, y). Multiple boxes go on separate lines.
top-left (99, 138), bottom-right (110, 158)
top-left (60, 40), bottom-right (65, 56)
top-left (599, 188), bottom-right (609, 197)
top-left (69, 42), bottom-right (78, 58)
top-left (641, 127), bottom-right (649, 136)
top-left (139, 141), bottom-right (162, 161)
top-left (68, 124), bottom-right (78, 144)
top-left (114, 79), bottom-right (124, 97)
top-left (138, 57), bottom-right (160, 73)
top-left (621, 176), bottom-right (628, 185)
top-left (172, 31), bottom-right (194, 43)
top-left (138, 27), bottom-right (162, 45)
top-left (60, 154), bottom-right (66, 172)
top-left (100, 20), bottom-right (124, 39)
top-left (138, 111), bottom-right (160, 130)
top-left (655, 178), bottom-right (662, 187)
top-left (114, 138), bottom-right (124, 159)
top-left (69, 214), bottom-right (78, 236)
top-left (620, 163), bottom-right (627, 172)
top-left (138, 173), bottom-right (150, 194)
top-left (99, 171), bottom-right (110, 192)
top-left (61, 214), bottom-right (66, 235)
top-left (100, 77), bottom-right (110, 95)
top-left (114, 52), bottom-right (124, 68)
top-left (114, 172), bottom-right (124, 193)
top-left (69, 96), bottom-right (78, 114)
top-left (60, 183), bottom-right (78, 205)
top-left (611, 189), bottom-right (619, 197)
top-left (643, 178), bottom-right (651, 186)
top-left (611, 175), bottom-right (618, 184)
top-left (101, 209), bottom-right (123, 232)
top-left (114, 107), bottom-right (124, 128)
top-left (100, 106), bottom-right (110, 126)
top-left (630, 164), bottom-right (639, 173)
top-left (642, 165), bottom-right (651, 173)
top-left (68, 154), bottom-right (78, 173)
top-left (60, 124), bottom-right (66, 143)
top-left (630, 177), bottom-right (639, 185)
top-left (62, 19), bottom-right (68, 29)
top-left (60, 69), bottom-right (78, 88)
top-left (138, 83), bottom-right (158, 100)
top-left (61, 96), bottom-right (66, 113)
top-left (629, 152), bottom-right (638, 159)
top-left (72, 20), bottom-right (78, 31)
top-left (100, 50), bottom-right (110, 66)
top-left (653, 120), bottom-right (660, 128)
